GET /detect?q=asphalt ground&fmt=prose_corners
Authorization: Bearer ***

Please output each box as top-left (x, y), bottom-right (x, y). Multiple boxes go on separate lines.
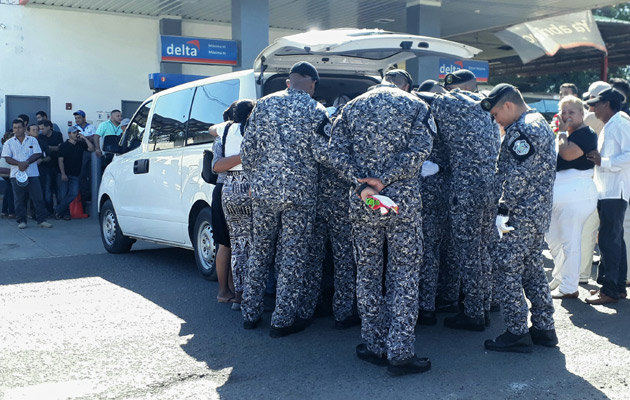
top-left (0, 216), bottom-right (629, 400)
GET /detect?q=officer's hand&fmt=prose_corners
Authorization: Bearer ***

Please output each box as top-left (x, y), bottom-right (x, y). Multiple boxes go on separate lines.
top-left (358, 177), bottom-right (385, 192)
top-left (586, 150), bottom-right (601, 166)
top-left (360, 185), bottom-right (379, 202)
top-left (495, 215), bottom-right (514, 239)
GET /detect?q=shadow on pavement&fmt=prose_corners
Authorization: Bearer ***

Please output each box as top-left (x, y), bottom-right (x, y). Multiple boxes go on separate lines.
top-left (0, 247), bottom-right (612, 399)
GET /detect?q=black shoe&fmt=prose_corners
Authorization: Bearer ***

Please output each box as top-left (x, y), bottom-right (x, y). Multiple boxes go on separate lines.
top-left (416, 310), bottom-right (437, 326)
top-left (489, 302), bottom-right (501, 312)
top-left (387, 356), bottom-right (431, 376)
top-left (435, 297), bottom-right (460, 313)
top-left (263, 293), bottom-right (276, 312)
top-left (444, 312), bottom-right (485, 331)
top-left (356, 344), bottom-right (387, 366)
top-left (335, 315), bottom-right (361, 329)
top-left (243, 318), bottom-right (261, 330)
top-left (484, 311), bottom-right (491, 327)
top-left (529, 327), bottom-right (558, 347)
top-left (269, 318), bottom-right (310, 338)
top-left (484, 331), bottom-right (533, 353)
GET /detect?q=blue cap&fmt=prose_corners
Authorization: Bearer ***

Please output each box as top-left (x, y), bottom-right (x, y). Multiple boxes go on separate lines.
top-left (68, 126), bottom-right (79, 133)
top-left (73, 110), bottom-right (86, 118)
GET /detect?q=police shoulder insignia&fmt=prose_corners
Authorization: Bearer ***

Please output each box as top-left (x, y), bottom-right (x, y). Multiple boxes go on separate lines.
top-left (507, 130), bottom-right (535, 161)
top-left (317, 116), bottom-right (332, 139)
top-left (427, 115), bottom-right (438, 134)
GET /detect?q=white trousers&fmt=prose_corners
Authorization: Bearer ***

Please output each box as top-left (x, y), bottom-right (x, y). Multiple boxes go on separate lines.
top-left (546, 170), bottom-right (598, 294)
top-left (580, 210), bottom-right (599, 280)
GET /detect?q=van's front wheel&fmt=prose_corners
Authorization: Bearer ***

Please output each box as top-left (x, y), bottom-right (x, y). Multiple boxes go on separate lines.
top-left (100, 200), bottom-right (134, 253)
top-left (193, 208), bottom-right (217, 280)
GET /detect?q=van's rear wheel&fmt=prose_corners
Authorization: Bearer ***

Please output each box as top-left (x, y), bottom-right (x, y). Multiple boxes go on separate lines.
top-left (100, 200), bottom-right (134, 253)
top-left (193, 208), bottom-right (217, 280)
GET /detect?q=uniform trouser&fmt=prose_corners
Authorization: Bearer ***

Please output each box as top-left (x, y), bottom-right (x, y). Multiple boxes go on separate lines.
top-left (241, 200), bottom-right (314, 328)
top-left (418, 175), bottom-right (448, 311)
top-left (546, 171), bottom-right (598, 294)
top-left (580, 210), bottom-right (599, 280)
top-left (222, 171), bottom-right (252, 293)
top-left (596, 199), bottom-right (628, 299)
top-left (437, 217), bottom-right (459, 302)
top-left (300, 207), bottom-right (356, 321)
top-left (450, 189), bottom-right (495, 318)
top-left (494, 227), bottom-right (555, 335)
top-left (353, 218), bottom-right (422, 361)
top-left (11, 177), bottom-right (48, 224)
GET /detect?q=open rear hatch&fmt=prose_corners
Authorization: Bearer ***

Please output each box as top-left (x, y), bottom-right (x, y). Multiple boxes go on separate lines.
top-left (255, 28), bottom-right (481, 77)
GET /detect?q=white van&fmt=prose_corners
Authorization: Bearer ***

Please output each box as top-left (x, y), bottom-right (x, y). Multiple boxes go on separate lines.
top-left (98, 28), bottom-right (479, 279)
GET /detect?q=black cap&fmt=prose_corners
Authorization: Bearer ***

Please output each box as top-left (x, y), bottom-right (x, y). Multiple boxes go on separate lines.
top-left (444, 69), bottom-right (476, 86)
top-left (385, 69), bottom-right (413, 88)
top-left (586, 87), bottom-right (625, 106)
top-left (289, 61), bottom-right (319, 82)
top-left (417, 79), bottom-right (440, 92)
top-left (480, 83), bottom-right (518, 111)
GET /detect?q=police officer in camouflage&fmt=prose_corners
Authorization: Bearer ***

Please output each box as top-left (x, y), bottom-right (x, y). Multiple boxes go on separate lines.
top-left (329, 70), bottom-right (434, 376)
top-left (298, 104), bottom-right (358, 327)
top-left (481, 84), bottom-right (558, 353)
top-left (240, 61), bottom-right (330, 338)
top-left (435, 70), bottom-right (501, 331)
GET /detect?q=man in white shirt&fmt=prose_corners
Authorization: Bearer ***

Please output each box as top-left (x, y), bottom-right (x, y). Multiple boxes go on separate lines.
top-left (0, 119), bottom-right (52, 228)
top-left (585, 88), bottom-right (630, 304)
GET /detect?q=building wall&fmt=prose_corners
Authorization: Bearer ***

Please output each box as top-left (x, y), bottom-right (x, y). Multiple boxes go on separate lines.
top-left (0, 4), bottom-right (298, 134)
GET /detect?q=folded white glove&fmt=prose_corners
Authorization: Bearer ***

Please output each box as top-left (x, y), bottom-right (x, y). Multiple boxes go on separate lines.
top-left (496, 215), bottom-right (515, 239)
top-left (421, 161), bottom-right (440, 177)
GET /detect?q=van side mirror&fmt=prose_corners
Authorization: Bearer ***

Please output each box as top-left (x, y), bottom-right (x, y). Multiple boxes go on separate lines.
top-left (102, 135), bottom-right (122, 154)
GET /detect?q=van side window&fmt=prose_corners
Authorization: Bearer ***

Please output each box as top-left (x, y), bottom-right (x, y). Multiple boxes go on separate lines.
top-left (187, 79), bottom-right (240, 145)
top-left (148, 88), bottom-right (194, 152)
top-left (124, 100), bottom-right (152, 152)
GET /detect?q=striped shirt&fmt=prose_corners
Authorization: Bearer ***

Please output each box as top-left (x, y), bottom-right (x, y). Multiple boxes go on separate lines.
top-left (0, 135), bottom-right (42, 177)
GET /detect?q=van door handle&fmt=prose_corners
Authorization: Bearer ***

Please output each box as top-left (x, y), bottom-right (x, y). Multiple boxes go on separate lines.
top-left (133, 159), bottom-right (149, 174)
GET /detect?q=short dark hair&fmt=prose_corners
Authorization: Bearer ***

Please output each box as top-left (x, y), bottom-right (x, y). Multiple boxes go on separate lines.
top-left (495, 89), bottom-right (526, 109)
top-left (608, 99), bottom-right (622, 112)
top-left (39, 120), bottom-right (53, 128)
top-left (12, 119), bottom-right (25, 127)
top-left (609, 78), bottom-right (630, 101)
top-left (36, 111), bottom-right (48, 119)
top-left (111, 109), bottom-right (121, 115)
top-left (560, 83), bottom-right (578, 95)
top-left (17, 114), bottom-right (29, 124)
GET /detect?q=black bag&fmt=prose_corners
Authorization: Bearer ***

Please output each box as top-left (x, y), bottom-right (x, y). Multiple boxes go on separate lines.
top-left (201, 122), bottom-right (233, 185)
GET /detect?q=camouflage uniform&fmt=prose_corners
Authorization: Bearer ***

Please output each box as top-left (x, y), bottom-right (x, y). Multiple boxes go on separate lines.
top-left (495, 109), bottom-right (556, 335)
top-left (240, 88), bottom-right (330, 328)
top-left (329, 84), bottom-right (434, 361)
top-left (428, 90), bottom-right (501, 319)
top-left (413, 92), bottom-right (451, 312)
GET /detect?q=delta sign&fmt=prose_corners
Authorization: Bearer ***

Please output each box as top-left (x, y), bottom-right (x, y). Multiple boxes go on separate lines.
top-left (438, 58), bottom-right (489, 82)
top-left (160, 35), bottom-right (238, 66)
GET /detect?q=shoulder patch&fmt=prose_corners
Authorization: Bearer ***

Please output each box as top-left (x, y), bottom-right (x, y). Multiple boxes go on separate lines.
top-left (421, 110), bottom-right (438, 135)
top-left (317, 116), bottom-right (332, 139)
top-left (507, 129), bottom-right (535, 161)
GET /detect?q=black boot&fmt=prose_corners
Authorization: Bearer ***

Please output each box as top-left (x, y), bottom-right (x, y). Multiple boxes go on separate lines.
top-left (435, 297), bottom-right (460, 313)
top-left (416, 310), bottom-right (438, 326)
top-left (444, 312), bottom-right (485, 331)
top-left (269, 318), bottom-right (310, 338)
top-left (529, 327), bottom-right (558, 347)
top-left (484, 331), bottom-right (534, 353)
top-left (243, 318), bottom-right (261, 330)
top-left (387, 356), bottom-right (431, 376)
top-left (484, 311), bottom-right (491, 327)
top-left (356, 344), bottom-right (387, 366)
top-left (335, 314), bottom-right (361, 329)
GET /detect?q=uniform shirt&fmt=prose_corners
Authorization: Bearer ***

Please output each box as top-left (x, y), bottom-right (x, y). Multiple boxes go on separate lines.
top-left (413, 92), bottom-right (450, 173)
top-left (556, 126), bottom-right (597, 171)
top-left (329, 84), bottom-right (434, 221)
top-left (241, 87), bottom-right (330, 205)
top-left (496, 109), bottom-right (556, 231)
top-left (58, 140), bottom-right (88, 177)
top-left (74, 123), bottom-right (97, 137)
top-left (594, 111), bottom-right (630, 200)
top-left (0, 135), bottom-right (42, 178)
top-left (95, 120), bottom-right (122, 138)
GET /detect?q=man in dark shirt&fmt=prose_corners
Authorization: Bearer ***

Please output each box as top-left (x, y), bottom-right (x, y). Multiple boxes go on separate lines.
top-left (38, 120), bottom-right (64, 214)
top-left (54, 126), bottom-right (94, 219)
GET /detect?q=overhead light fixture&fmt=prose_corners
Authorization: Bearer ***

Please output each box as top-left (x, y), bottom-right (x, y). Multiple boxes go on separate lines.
top-left (406, 0), bottom-right (442, 7)
top-left (374, 18), bottom-right (395, 24)
top-left (475, 10), bottom-right (481, 14)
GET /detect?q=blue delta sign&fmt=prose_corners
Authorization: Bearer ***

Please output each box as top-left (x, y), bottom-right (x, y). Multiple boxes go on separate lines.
top-left (160, 35), bottom-right (238, 66)
top-left (438, 58), bottom-right (489, 82)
